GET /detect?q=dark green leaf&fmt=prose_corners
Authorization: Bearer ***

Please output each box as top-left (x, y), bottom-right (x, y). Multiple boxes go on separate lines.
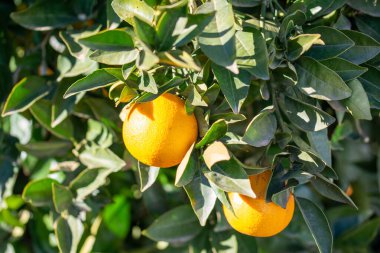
top-left (133, 17), bottom-right (156, 47)
top-left (212, 64), bottom-right (251, 113)
top-left (156, 6), bottom-right (186, 51)
top-left (242, 106), bottom-right (277, 147)
top-left (11, 1), bottom-right (77, 31)
top-left (306, 26), bottom-right (354, 60)
top-left (336, 218), bottom-right (380, 248)
top-left (339, 30), bottom-right (380, 64)
top-left (52, 184), bottom-right (73, 213)
top-left (2, 76), bottom-right (49, 117)
top-left (296, 197), bottom-right (333, 253)
top-left (287, 34), bottom-right (323, 61)
top-left (320, 58), bottom-right (367, 82)
top-left (64, 69), bottom-right (119, 98)
top-left (294, 56), bottom-right (351, 100)
top-left (184, 172), bottom-right (217, 226)
top-left (347, 0), bottom-right (380, 17)
top-left (236, 28), bottom-right (269, 79)
top-left (158, 50), bottom-right (201, 71)
top-left (22, 178), bottom-right (56, 207)
top-left (358, 65), bottom-right (380, 109)
top-left (135, 77), bottom-right (185, 103)
top-left (198, 0), bottom-right (238, 73)
top-left (341, 79), bottom-right (372, 120)
top-left (30, 99), bottom-right (74, 140)
top-left (138, 162), bottom-right (160, 192)
top-left (175, 143), bottom-right (197, 187)
top-left (138, 71), bottom-right (158, 94)
top-left (143, 205), bottom-right (202, 243)
top-left (196, 120), bottom-right (227, 149)
top-left (311, 174), bottom-right (357, 209)
top-left (16, 141), bottom-right (72, 158)
top-left (355, 15), bottom-right (380, 42)
top-left (55, 216), bottom-right (84, 253)
top-left (79, 29), bottom-right (134, 51)
top-left (282, 96), bottom-right (335, 131)
top-left (90, 49), bottom-right (138, 65)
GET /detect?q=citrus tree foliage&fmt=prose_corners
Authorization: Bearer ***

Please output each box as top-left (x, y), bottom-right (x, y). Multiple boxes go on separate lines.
top-left (1, 0), bottom-right (380, 252)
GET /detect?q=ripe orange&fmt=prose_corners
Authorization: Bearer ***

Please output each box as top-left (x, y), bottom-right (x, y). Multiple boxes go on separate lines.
top-left (122, 93), bottom-right (198, 168)
top-left (223, 170), bottom-right (295, 237)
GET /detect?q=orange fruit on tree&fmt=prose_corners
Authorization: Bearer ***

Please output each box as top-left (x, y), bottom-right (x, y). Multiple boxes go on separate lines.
top-left (122, 93), bottom-right (198, 168)
top-left (223, 170), bottom-right (295, 237)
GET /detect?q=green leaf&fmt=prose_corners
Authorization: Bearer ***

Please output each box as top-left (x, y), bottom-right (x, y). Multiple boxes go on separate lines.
top-left (0, 157), bottom-right (16, 204)
top-left (135, 77), bottom-right (186, 103)
top-left (184, 171), bottom-right (217, 226)
top-left (78, 29), bottom-right (134, 51)
top-left (339, 30), bottom-right (380, 64)
top-left (133, 17), bottom-right (156, 48)
top-left (156, 6), bottom-right (186, 51)
top-left (2, 76), bottom-right (50, 117)
top-left (197, 0), bottom-right (238, 74)
top-left (336, 218), bottom-right (380, 248)
top-left (57, 55), bottom-right (98, 81)
top-left (296, 197), bottom-right (333, 253)
top-left (10, 1), bottom-right (77, 31)
top-left (288, 146), bottom-right (325, 174)
top-left (16, 141), bottom-right (72, 158)
top-left (52, 184), bottom-right (73, 213)
top-left (79, 147), bottom-right (126, 171)
top-left (64, 69), bottom-right (120, 98)
top-left (90, 49), bottom-right (138, 65)
top-left (212, 64), bottom-right (251, 114)
top-left (235, 28), bottom-right (269, 79)
top-left (282, 96), bottom-right (335, 131)
top-left (103, 195), bottom-right (131, 238)
top-left (111, 0), bottom-right (155, 24)
top-left (185, 84), bottom-right (208, 111)
top-left (52, 79), bottom-right (85, 127)
top-left (22, 178), bottom-right (56, 207)
top-left (69, 168), bottom-right (113, 199)
top-left (30, 99), bottom-right (74, 140)
top-left (279, 10), bottom-right (306, 41)
top-left (320, 58), bottom-right (368, 82)
top-left (242, 106), bottom-right (277, 147)
top-left (59, 27), bottom-right (101, 60)
top-left (158, 50), bottom-right (201, 71)
top-left (55, 216), bottom-right (84, 253)
top-left (138, 162), bottom-right (160, 192)
top-left (358, 65), bottom-right (380, 109)
top-left (138, 71), bottom-right (158, 94)
top-left (210, 231), bottom-right (258, 253)
top-left (210, 113), bottom-right (246, 124)
top-left (174, 12), bottom-right (215, 47)
top-left (306, 26), bottom-right (354, 60)
top-left (341, 79), bottom-right (372, 120)
top-left (203, 156), bottom-right (255, 198)
top-left (196, 120), bottom-right (228, 149)
top-left (287, 34), bottom-right (323, 61)
top-left (347, 0), bottom-right (380, 18)
top-left (175, 143), bottom-right (197, 187)
top-left (143, 205), bottom-right (202, 243)
top-left (294, 56), bottom-right (352, 100)
top-left (311, 174), bottom-right (357, 209)
top-left (307, 129), bottom-right (332, 167)
top-left (136, 46), bottom-right (159, 70)
top-left (122, 62), bottom-right (136, 80)
top-left (355, 15), bottom-right (380, 42)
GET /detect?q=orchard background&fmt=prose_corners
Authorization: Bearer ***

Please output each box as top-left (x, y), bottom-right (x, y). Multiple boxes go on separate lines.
top-left (1, 0), bottom-right (380, 252)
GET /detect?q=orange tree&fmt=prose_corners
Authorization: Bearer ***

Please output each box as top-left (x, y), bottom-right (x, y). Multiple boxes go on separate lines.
top-left (1, 0), bottom-right (380, 252)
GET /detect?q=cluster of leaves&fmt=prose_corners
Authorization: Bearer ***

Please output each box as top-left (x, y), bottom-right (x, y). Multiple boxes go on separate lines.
top-left (1, 0), bottom-right (380, 252)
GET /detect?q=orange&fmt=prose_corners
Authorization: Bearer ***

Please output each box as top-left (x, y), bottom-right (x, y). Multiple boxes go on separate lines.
top-left (223, 170), bottom-right (295, 237)
top-left (122, 93), bottom-right (198, 168)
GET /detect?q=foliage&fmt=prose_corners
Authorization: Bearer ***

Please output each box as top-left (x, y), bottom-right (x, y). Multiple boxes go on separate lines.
top-left (1, 0), bottom-right (380, 252)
